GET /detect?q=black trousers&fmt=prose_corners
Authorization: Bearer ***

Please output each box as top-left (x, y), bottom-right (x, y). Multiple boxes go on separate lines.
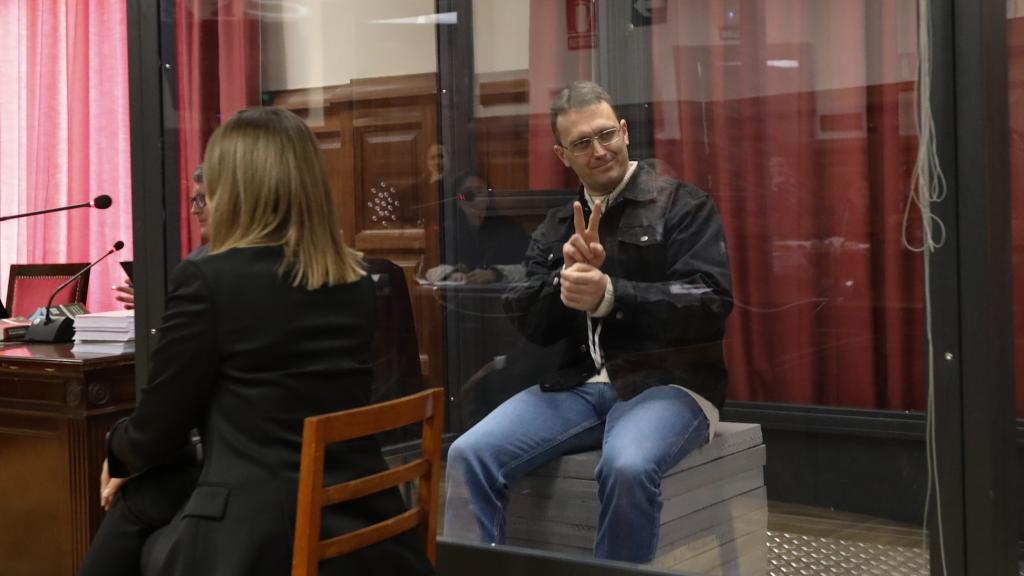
top-left (77, 464), bottom-right (199, 576)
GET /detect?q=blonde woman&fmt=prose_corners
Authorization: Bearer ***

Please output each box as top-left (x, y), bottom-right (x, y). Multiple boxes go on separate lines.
top-left (79, 108), bottom-right (432, 576)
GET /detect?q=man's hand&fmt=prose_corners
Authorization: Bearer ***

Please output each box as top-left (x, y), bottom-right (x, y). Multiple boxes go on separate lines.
top-left (560, 262), bottom-right (608, 312)
top-left (113, 283), bottom-right (135, 310)
top-left (465, 268), bottom-right (500, 284)
top-left (563, 201), bottom-right (605, 269)
top-left (99, 458), bottom-right (127, 511)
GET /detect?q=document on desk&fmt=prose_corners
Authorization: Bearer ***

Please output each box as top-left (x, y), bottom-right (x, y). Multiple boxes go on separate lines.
top-left (72, 310), bottom-right (135, 353)
top-left (415, 278), bottom-right (466, 287)
top-left (0, 318), bottom-right (30, 341)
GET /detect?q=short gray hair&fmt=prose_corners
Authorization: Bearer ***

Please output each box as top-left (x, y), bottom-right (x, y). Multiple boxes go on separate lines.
top-left (550, 81), bottom-right (616, 145)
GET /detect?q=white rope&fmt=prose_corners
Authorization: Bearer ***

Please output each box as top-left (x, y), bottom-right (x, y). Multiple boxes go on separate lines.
top-left (912, 1), bottom-right (948, 574)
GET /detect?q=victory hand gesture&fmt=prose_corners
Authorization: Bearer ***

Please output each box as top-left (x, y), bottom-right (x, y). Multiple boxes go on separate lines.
top-left (563, 200), bottom-right (605, 269)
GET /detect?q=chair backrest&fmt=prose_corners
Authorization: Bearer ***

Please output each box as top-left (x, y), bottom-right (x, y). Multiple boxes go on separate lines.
top-left (5, 263), bottom-right (90, 318)
top-left (365, 258), bottom-right (423, 396)
top-left (291, 387), bottom-right (445, 575)
top-left (365, 258), bottom-right (425, 445)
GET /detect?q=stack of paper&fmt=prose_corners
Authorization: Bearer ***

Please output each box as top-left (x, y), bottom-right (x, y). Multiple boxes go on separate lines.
top-left (504, 422), bottom-right (768, 576)
top-left (72, 310), bottom-right (136, 354)
top-left (0, 318), bottom-right (30, 341)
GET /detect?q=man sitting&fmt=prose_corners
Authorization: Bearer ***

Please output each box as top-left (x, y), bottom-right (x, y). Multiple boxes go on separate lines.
top-left (444, 80), bottom-right (733, 563)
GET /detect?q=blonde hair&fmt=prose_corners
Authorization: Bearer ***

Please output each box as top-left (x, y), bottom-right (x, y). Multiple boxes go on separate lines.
top-left (203, 107), bottom-right (364, 288)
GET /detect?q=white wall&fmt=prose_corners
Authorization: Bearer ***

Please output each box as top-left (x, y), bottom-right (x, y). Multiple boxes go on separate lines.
top-left (472, 0), bottom-right (530, 74)
top-left (661, 0), bottom-right (917, 97)
top-left (260, 0), bottom-right (437, 92)
top-left (1011, 0), bottom-right (1024, 18)
top-left (260, 0), bottom-right (922, 100)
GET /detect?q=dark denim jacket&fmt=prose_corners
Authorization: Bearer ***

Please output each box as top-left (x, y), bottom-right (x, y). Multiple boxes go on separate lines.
top-left (503, 162), bottom-right (733, 407)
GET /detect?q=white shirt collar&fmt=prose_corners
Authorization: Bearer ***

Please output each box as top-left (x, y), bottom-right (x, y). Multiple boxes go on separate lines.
top-left (584, 161), bottom-right (638, 211)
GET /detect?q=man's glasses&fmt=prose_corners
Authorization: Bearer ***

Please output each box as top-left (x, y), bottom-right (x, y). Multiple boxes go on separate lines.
top-left (189, 193), bottom-right (207, 210)
top-left (562, 126), bottom-right (622, 157)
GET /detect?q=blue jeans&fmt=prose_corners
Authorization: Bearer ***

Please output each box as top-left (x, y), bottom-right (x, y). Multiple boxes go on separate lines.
top-left (444, 382), bottom-right (709, 563)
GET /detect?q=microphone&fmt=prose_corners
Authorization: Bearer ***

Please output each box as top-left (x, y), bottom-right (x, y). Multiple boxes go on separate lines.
top-left (0, 195), bottom-right (112, 222)
top-left (25, 241), bottom-right (125, 343)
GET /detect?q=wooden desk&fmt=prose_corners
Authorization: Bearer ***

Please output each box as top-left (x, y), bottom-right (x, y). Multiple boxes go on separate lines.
top-left (0, 343), bottom-right (135, 576)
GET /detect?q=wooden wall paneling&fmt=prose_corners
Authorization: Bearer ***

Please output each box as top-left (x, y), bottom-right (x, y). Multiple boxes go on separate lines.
top-left (475, 114), bottom-right (530, 193)
top-left (478, 78), bottom-right (529, 107)
top-left (349, 73), bottom-right (438, 103)
top-left (335, 101), bottom-right (356, 245)
top-left (307, 103), bottom-right (357, 246)
top-left (351, 92), bottom-right (442, 392)
top-left (350, 92), bottom-right (438, 244)
top-left (352, 119), bottom-right (426, 232)
top-left (475, 75), bottom-right (529, 192)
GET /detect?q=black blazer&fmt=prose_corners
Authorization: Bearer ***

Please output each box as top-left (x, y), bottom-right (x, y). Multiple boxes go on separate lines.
top-left (107, 246), bottom-right (431, 576)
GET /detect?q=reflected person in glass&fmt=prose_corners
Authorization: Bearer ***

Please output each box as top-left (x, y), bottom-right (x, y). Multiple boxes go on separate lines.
top-left (425, 173), bottom-right (529, 284)
top-left (444, 81), bottom-right (733, 563)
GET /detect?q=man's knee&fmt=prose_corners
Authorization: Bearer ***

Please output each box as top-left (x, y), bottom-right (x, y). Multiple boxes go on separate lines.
top-left (596, 449), bottom-right (659, 490)
top-left (447, 429), bottom-right (488, 471)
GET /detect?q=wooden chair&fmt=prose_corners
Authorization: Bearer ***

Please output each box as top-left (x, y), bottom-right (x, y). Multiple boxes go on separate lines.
top-left (365, 258), bottom-right (425, 446)
top-left (5, 263), bottom-right (90, 318)
top-left (291, 387), bottom-right (445, 575)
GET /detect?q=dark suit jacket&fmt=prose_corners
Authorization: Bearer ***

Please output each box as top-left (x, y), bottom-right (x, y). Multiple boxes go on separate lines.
top-left (504, 162), bottom-right (733, 406)
top-left (107, 246), bottom-right (431, 576)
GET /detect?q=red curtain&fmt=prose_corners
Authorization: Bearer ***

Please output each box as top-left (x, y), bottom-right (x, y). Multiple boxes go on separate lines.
top-left (527, 0), bottom-right (596, 191)
top-left (655, 1), bottom-right (924, 410)
top-left (174, 0), bottom-right (260, 256)
top-left (528, 0), bottom-right (926, 411)
top-left (0, 0), bottom-right (133, 313)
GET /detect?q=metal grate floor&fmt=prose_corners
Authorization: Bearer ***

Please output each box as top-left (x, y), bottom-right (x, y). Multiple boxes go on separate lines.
top-left (767, 531), bottom-right (928, 576)
top-left (766, 531), bottom-right (1024, 576)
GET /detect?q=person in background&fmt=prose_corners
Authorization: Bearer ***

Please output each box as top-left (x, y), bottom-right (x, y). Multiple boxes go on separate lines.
top-left (425, 173), bottom-right (529, 284)
top-left (113, 165), bottom-right (209, 309)
top-left (444, 81), bottom-right (733, 563)
top-left (425, 143), bottom-right (446, 188)
top-left (79, 107), bottom-right (433, 576)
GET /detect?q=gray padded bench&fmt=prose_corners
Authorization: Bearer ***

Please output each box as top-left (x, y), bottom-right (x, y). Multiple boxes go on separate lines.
top-left (505, 422), bottom-right (767, 575)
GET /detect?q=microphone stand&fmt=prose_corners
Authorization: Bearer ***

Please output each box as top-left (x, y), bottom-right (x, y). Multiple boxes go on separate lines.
top-left (26, 241), bottom-right (125, 343)
top-left (0, 195), bottom-right (113, 222)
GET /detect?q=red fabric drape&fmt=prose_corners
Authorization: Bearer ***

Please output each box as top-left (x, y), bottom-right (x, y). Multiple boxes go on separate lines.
top-left (0, 0), bottom-right (133, 313)
top-left (655, 1), bottom-right (924, 410)
top-left (659, 1), bottom-right (924, 410)
top-left (529, 1), bottom-right (926, 410)
top-left (174, 0), bottom-right (259, 257)
top-left (527, 0), bottom-right (596, 191)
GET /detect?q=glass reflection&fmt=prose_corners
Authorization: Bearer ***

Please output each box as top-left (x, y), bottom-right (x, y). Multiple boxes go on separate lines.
top-left (169, 0), bottom-right (933, 573)
top-left (445, 79), bottom-right (734, 566)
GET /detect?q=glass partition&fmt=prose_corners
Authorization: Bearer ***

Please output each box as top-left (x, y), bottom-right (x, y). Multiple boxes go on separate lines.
top-left (1010, 0), bottom-right (1024, 424)
top-left (171, 1), bottom-right (932, 573)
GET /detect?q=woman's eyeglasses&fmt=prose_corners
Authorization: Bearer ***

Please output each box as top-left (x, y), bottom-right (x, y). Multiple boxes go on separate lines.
top-left (562, 126), bottom-right (622, 157)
